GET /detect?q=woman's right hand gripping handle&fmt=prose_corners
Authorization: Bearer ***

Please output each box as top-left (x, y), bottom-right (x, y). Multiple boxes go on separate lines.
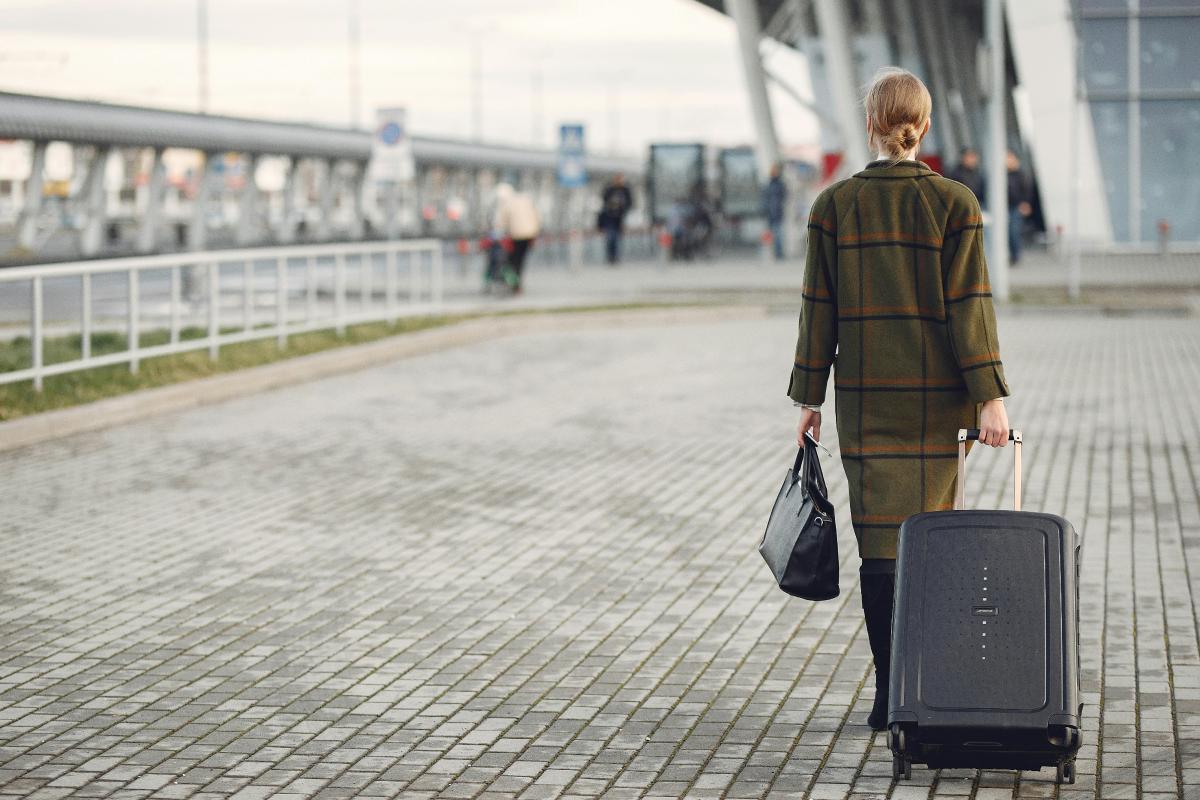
top-left (978, 398), bottom-right (1010, 447)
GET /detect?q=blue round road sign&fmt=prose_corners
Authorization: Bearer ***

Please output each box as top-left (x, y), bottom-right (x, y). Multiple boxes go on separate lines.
top-left (379, 122), bottom-right (403, 146)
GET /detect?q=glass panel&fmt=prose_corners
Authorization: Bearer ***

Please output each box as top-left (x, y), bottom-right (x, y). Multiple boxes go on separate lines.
top-left (1140, 17), bottom-right (1200, 92)
top-left (1080, 18), bottom-right (1129, 94)
top-left (1089, 102), bottom-right (1131, 241)
top-left (1140, 0), bottom-right (1200, 9)
top-left (1140, 100), bottom-right (1200, 241)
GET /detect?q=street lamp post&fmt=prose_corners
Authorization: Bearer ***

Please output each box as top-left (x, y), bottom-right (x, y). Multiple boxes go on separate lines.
top-left (197, 0), bottom-right (209, 114)
top-left (348, 0), bottom-right (363, 129)
top-left (985, 0), bottom-right (1010, 302)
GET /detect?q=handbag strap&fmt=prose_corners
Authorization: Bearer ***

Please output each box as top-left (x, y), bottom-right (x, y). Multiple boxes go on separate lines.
top-left (803, 441), bottom-right (828, 500)
top-left (792, 441), bottom-right (829, 502)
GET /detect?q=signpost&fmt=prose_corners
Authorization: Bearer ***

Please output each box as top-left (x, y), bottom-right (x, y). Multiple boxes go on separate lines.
top-left (557, 123), bottom-right (587, 188)
top-left (374, 107), bottom-right (414, 238)
top-left (558, 123), bottom-right (586, 269)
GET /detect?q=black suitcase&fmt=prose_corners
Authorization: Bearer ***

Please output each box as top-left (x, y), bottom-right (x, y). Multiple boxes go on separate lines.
top-left (889, 428), bottom-right (1082, 784)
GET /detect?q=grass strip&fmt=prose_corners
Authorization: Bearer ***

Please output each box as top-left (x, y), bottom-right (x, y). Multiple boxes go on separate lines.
top-left (0, 302), bottom-right (687, 421)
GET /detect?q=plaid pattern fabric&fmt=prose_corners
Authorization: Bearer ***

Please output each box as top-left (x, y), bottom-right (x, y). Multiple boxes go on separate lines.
top-left (788, 160), bottom-right (1010, 559)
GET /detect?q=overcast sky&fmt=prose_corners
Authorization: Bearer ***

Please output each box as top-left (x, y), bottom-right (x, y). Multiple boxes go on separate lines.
top-left (0, 0), bottom-right (819, 156)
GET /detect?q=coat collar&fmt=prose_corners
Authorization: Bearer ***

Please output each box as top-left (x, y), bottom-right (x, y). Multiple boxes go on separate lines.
top-left (853, 159), bottom-right (936, 179)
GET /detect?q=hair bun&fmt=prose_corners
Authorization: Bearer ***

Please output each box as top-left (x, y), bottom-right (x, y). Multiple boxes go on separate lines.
top-left (883, 123), bottom-right (919, 158)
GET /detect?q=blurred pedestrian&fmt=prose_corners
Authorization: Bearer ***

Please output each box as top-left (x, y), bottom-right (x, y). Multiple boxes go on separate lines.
top-left (1006, 150), bottom-right (1033, 266)
top-left (492, 183), bottom-right (540, 294)
top-left (665, 197), bottom-right (712, 261)
top-left (788, 67), bottom-right (1011, 731)
top-left (598, 173), bottom-right (633, 265)
top-left (762, 162), bottom-right (788, 260)
top-left (947, 146), bottom-right (986, 205)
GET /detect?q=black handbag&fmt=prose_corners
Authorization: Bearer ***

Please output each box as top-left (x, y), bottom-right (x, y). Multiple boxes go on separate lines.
top-left (759, 433), bottom-right (839, 600)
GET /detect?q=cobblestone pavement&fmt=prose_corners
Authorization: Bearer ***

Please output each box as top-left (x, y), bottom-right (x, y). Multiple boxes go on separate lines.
top-left (1, 307), bottom-right (1199, 799)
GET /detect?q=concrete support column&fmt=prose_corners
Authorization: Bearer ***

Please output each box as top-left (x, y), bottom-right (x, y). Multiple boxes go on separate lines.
top-left (80, 145), bottom-right (113, 257)
top-left (727, 0), bottom-right (781, 178)
top-left (17, 140), bottom-right (48, 251)
top-left (236, 153), bottom-right (262, 246)
top-left (985, 0), bottom-right (1010, 301)
top-left (906, 0), bottom-right (959, 159)
top-left (276, 157), bottom-right (297, 243)
top-left (886, 0), bottom-right (925, 83)
top-left (468, 168), bottom-right (483, 233)
top-left (138, 147), bottom-right (166, 253)
top-left (347, 161), bottom-right (366, 240)
top-left (190, 151), bottom-right (217, 251)
top-left (929, 0), bottom-right (972, 151)
top-left (317, 158), bottom-right (337, 240)
top-left (947, 6), bottom-right (986, 149)
top-left (813, 0), bottom-right (871, 173)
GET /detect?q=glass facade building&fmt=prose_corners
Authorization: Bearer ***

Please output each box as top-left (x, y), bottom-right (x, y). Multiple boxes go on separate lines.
top-left (1078, 0), bottom-right (1200, 243)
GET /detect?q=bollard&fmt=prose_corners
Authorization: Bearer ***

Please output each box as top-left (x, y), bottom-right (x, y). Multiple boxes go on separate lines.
top-left (456, 237), bottom-right (470, 277)
top-left (761, 230), bottom-right (774, 264)
top-left (658, 229), bottom-right (672, 265)
top-left (1055, 224), bottom-right (1065, 262)
top-left (1157, 219), bottom-right (1171, 255)
top-left (568, 229), bottom-right (583, 272)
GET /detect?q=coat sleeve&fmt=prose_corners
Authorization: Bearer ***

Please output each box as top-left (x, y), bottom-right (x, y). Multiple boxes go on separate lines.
top-left (942, 195), bottom-right (1011, 404)
top-left (787, 191), bottom-right (838, 405)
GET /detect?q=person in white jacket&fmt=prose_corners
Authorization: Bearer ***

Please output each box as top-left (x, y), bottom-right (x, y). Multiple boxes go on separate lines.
top-left (492, 183), bottom-right (540, 294)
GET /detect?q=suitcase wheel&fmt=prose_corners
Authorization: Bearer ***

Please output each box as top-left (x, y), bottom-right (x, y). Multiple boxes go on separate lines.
top-left (892, 754), bottom-right (911, 781)
top-left (887, 723), bottom-right (906, 754)
top-left (1056, 760), bottom-right (1076, 785)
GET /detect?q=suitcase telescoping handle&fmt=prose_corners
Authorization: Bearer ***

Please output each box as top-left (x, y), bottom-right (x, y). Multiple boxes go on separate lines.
top-left (955, 428), bottom-right (1023, 511)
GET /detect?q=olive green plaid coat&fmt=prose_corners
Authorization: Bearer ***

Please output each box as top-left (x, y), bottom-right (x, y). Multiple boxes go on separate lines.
top-left (788, 160), bottom-right (1010, 559)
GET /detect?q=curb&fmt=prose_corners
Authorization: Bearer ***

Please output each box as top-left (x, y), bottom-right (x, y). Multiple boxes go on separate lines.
top-left (0, 304), bottom-right (767, 453)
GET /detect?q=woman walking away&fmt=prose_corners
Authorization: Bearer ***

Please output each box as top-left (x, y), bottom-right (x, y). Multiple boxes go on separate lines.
top-left (787, 68), bottom-right (1011, 731)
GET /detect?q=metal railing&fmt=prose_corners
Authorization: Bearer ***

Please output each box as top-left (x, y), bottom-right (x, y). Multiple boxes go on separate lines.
top-left (0, 239), bottom-right (443, 391)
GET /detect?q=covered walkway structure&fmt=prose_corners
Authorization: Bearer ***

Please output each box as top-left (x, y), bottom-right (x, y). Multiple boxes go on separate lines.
top-left (0, 91), bottom-right (642, 262)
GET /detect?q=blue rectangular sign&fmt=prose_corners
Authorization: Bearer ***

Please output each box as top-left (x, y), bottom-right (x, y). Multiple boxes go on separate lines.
top-left (558, 123), bottom-right (587, 188)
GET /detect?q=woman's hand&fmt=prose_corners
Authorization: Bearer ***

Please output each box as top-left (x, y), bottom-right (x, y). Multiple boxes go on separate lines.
top-left (978, 399), bottom-right (1009, 447)
top-left (796, 408), bottom-right (822, 447)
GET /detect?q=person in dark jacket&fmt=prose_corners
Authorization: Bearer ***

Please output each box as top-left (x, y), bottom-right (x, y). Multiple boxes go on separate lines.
top-left (1006, 150), bottom-right (1033, 266)
top-left (598, 173), bottom-right (633, 265)
top-left (762, 162), bottom-right (787, 260)
top-left (947, 147), bottom-right (986, 204)
top-left (790, 67), bottom-right (1011, 732)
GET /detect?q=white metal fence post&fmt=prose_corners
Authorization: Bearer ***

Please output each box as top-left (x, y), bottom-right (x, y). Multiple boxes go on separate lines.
top-left (170, 265), bottom-right (182, 345)
top-left (431, 244), bottom-right (444, 307)
top-left (385, 247), bottom-right (397, 324)
top-left (32, 276), bottom-right (43, 392)
top-left (409, 251), bottom-right (421, 305)
top-left (243, 260), bottom-right (253, 332)
top-left (81, 273), bottom-right (92, 360)
top-left (335, 252), bottom-right (346, 336)
top-left (276, 256), bottom-right (288, 350)
top-left (361, 254), bottom-right (372, 314)
top-left (306, 254), bottom-right (317, 325)
top-left (128, 269), bottom-right (140, 375)
top-left (208, 262), bottom-right (220, 361)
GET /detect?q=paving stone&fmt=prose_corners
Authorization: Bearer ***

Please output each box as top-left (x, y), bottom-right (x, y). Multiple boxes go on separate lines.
top-left (0, 307), bottom-right (1198, 799)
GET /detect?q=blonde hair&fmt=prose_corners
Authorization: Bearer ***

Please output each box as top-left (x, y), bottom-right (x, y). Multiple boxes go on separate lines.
top-left (864, 67), bottom-right (932, 161)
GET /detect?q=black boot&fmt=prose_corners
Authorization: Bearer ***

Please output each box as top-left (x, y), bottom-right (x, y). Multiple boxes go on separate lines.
top-left (860, 569), bottom-right (896, 731)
